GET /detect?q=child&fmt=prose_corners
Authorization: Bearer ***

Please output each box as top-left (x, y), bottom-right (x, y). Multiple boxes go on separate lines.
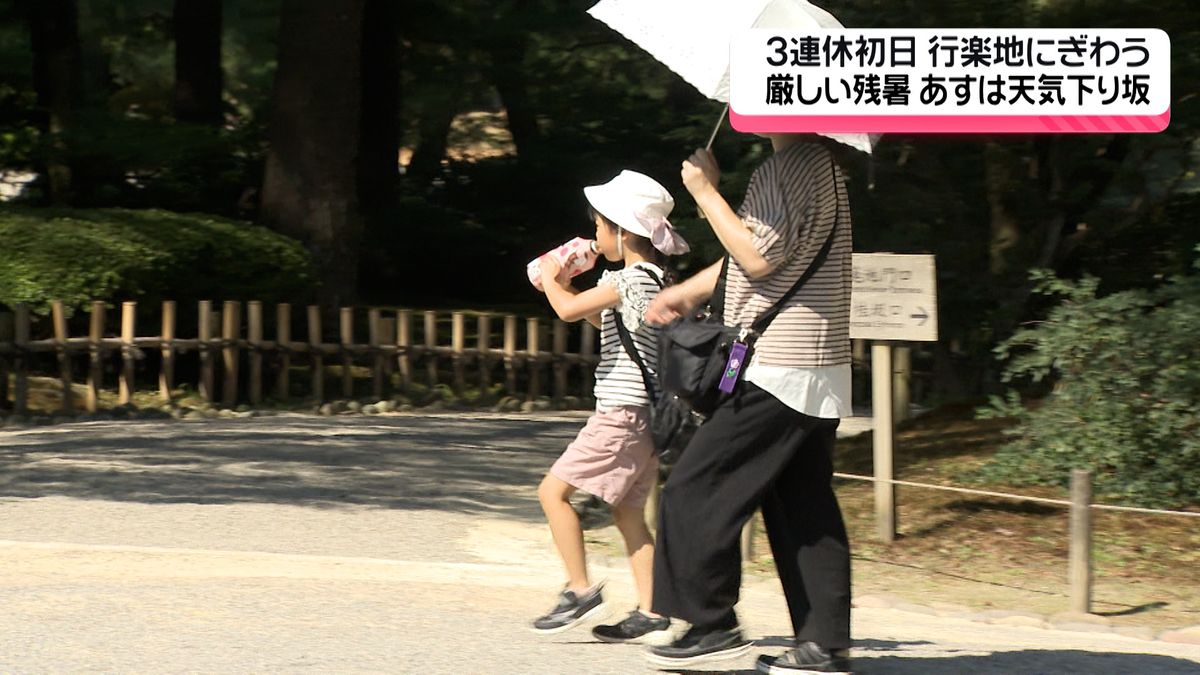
top-left (532, 170), bottom-right (689, 644)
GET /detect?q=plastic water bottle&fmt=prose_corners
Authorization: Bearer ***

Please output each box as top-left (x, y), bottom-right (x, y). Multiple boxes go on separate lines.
top-left (527, 237), bottom-right (600, 290)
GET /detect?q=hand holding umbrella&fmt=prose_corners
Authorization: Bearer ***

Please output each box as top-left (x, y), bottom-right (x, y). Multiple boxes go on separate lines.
top-left (682, 148), bottom-right (721, 200)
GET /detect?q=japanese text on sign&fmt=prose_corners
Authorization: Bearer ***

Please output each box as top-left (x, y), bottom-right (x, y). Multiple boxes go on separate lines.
top-left (729, 29), bottom-right (1171, 134)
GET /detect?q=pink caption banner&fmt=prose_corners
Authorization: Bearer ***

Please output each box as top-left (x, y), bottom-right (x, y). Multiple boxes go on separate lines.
top-left (729, 111), bottom-right (1172, 134)
top-left (728, 29), bottom-right (1172, 135)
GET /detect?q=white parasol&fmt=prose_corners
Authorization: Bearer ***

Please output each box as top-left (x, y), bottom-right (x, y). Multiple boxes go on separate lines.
top-left (587, 0), bottom-right (876, 153)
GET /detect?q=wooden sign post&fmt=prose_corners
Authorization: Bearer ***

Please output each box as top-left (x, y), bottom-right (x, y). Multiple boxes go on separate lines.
top-left (850, 253), bottom-right (939, 543)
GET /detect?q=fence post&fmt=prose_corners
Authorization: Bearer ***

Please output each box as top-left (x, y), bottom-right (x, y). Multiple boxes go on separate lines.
top-left (397, 310), bottom-right (412, 392)
top-left (893, 345), bottom-right (911, 423)
top-left (451, 311), bottom-right (465, 395)
top-left (0, 311), bottom-right (11, 409)
top-left (380, 316), bottom-right (396, 381)
top-left (740, 512), bottom-right (761, 563)
top-left (221, 301), bottom-right (241, 407)
top-left (477, 313), bottom-right (492, 394)
top-left (552, 320), bottom-right (567, 402)
top-left (1069, 469), bottom-right (1093, 614)
top-left (162, 297), bottom-right (177, 398)
top-left (198, 300), bottom-right (214, 403)
top-left (87, 302), bottom-right (105, 412)
top-left (424, 311), bottom-right (438, 387)
top-left (160, 301), bottom-right (176, 404)
top-left (526, 318), bottom-right (541, 401)
top-left (276, 303), bottom-right (291, 401)
top-left (369, 308), bottom-right (384, 401)
top-left (51, 301), bottom-right (73, 413)
top-left (852, 339), bottom-right (868, 410)
top-left (503, 315), bottom-right (517, 395)
top-left (580, 321), bottom-right (596, 400)
top-left (340, 307), bottom-right (354, 399)
top-left (119, 302), bottom-right (136, 406)
top-left (871, 342), bottom-right (896, 543)
top-left (247, 301), bottom-right (263, 405)
top-left (307, 305), bottom-right (324, 403)
top-left (13, 304), bottom-right (29, 414)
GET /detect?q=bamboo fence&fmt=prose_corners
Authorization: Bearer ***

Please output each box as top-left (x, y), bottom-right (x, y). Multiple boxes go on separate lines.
top-left (0, 300), bottom-right (601, 413)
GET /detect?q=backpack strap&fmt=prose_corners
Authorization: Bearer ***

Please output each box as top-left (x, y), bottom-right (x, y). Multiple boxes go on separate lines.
top-left (613, 265), bottom-right (664, 404)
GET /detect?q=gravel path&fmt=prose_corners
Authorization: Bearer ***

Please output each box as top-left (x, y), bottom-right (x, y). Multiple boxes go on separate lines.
top-left (0, 415), bottom-right (1197, 674)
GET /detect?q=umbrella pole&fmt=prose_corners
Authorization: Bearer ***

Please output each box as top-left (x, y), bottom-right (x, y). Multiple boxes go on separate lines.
top-left (706, 105), bottom-right (728, 151)
top-left (697, 105), bottom-right (729, 221)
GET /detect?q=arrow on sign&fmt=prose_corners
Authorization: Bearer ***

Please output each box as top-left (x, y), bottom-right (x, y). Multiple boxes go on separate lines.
top-left (911, 308), bottom-right (929, 325)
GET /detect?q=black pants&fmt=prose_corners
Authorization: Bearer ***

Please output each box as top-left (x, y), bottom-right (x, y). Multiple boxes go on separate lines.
top-left (651, 382), bottom-right (851, 650)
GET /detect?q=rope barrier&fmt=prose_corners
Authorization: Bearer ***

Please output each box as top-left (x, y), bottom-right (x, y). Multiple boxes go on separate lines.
top-left (832, 472), bottom-right (1200, 517)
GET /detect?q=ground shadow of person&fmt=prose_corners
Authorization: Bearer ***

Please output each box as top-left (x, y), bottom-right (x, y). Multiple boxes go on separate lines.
top-left (851, 647), bottom-right (1197, 674)
top-left (655, 641), bottom-right (1198, 674)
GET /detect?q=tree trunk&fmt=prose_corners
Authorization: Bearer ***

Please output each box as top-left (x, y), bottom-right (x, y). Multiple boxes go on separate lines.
top-left (356, 0), bottom-right (399, 213)
top-left (261, 0), bottom-right (368, 309)
top-left (173, 0), bottom-right (223, 125)
top-left (984, 141), bottom-right (1021, 277)
top-left (406, 85), bottom-right (459, 186)
top-left (28, 0), bottom-right (81, 205)
top-left (489, 37), bottom-right (540, 160)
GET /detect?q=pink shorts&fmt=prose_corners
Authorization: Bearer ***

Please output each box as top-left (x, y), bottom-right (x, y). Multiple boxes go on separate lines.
top-left (551, 406), bottom-right (658, 507)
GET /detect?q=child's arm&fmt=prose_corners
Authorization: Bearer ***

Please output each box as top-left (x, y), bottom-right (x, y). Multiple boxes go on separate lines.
top-left (540, 258), bottom-right (618, 326)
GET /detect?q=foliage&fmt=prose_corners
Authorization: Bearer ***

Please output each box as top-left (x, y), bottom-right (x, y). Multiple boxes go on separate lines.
top-left (0, 0), bottom-right (1195, 402)
top-left (0, 206), bottom-right (313, 316)
top-left (977, 249), bottom-right (1200, 508)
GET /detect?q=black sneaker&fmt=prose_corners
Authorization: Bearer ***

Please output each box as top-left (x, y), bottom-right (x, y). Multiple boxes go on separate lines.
top-left (592, 609), bottom-right (673, 645)
top-left (531, 585), bottom-right (607, 634)
top-left (756, 641), bottom-right (853, 674)
top-left (644, 624), bottom-right (752, 667)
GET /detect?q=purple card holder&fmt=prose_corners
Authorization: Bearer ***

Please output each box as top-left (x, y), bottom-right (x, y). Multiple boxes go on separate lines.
top-left (718, 341), bottom-right (749, 393)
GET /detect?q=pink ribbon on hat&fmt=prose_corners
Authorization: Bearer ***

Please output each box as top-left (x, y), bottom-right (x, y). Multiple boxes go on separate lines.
top-left (637, 213), bottom-right (690, 256)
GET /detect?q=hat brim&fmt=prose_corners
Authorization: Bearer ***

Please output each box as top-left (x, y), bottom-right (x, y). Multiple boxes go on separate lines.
top-left (583, 184), bottom-right (653, 239)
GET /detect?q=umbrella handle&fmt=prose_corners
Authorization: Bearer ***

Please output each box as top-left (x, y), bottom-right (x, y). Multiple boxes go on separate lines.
top-left (705, 105), bottom-right (728, 151)
top-left (698, 105), bottom-right (728, 220)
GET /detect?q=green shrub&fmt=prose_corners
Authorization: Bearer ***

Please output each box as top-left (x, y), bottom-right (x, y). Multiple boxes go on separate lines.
top-left (978, 254), bottom-right (1200, 508)
top-left (0, 207), bottom-right (314, 316)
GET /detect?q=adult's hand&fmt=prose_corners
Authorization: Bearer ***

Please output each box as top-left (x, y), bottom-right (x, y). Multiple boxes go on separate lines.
top-left (682, 148), bottom-right (720, 197)
top-left (645, 285), bottom-right (694, 326)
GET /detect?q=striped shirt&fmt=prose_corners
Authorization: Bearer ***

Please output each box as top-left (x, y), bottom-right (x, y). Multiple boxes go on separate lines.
top-left (594, 262), bottom-right (664, 409)
top-left (722, 142), bottom-right (853, 368)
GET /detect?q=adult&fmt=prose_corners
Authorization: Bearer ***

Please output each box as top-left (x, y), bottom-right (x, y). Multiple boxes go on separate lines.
top-left (643, 134), bottom-right (854, 674)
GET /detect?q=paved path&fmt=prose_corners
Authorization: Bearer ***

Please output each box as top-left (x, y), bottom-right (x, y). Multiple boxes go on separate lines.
top-left (0, 415), bottom-right (1197, 674)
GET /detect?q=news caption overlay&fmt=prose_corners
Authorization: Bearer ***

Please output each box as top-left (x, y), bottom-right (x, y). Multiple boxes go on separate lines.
top-left (729, 29), bottom-right (1171, 134)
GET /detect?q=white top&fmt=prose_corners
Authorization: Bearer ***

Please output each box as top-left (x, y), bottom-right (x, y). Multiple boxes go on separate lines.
top-left (744, 360), bottom-right (851, 420)
top-left (593, 262), bottom-right (664, 410)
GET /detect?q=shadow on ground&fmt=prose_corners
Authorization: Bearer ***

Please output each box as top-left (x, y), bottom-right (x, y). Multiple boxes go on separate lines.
top-left (666, 643), bottom-right (1200, 674)
top-left (853, 648), bottom-right (1200, 674)
top-left (0, 416), bottom-right (581, 519)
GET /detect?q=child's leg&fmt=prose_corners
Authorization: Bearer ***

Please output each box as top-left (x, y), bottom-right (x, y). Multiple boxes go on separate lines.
top-left (612, 500), bottom-right (657, 614)
top-left (538, 473), bottom-right (590, 592)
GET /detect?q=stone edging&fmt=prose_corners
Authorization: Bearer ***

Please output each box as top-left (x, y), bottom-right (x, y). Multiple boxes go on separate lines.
top-left (852, 593), bottom-right (1200, 645)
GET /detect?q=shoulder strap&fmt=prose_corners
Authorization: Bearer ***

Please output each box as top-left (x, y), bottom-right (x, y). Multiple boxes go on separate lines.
top-left (613, 312), bottom-right (657, 404)
top-left (749, 203), bottom-right (838, 334)
top-left (634, 263), bottom-right (664, 289)
top-left (713, 156), bottom-right (843, 335)
top-left (611, 265), bottom-right (663, 403)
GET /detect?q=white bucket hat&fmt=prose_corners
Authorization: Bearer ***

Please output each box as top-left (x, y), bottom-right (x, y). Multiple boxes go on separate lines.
top-left (584, 170), bottom-right (690, 255)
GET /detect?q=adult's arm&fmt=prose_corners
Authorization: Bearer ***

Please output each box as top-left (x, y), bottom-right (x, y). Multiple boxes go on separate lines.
top-left (644, 260), bottom-right (722, 325)
top-left (683, 149), bottom-right (776, 280)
